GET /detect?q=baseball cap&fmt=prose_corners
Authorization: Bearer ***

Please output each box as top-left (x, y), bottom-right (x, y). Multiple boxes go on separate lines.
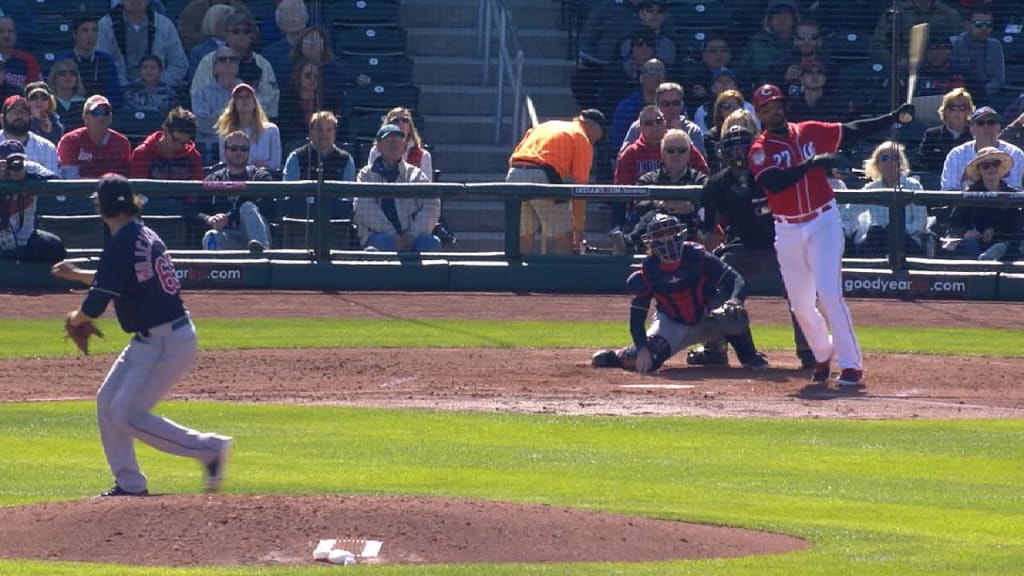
top-left (2, 95), bottom-right (28, 114)
top-left (970, 106), bottom-right (1000, 123)
top-left (376, 123), bottom-right (404, 140)
top-left (231, 82), bottom-right (255, 98)
top-left (83, 94), bottom-right (112, 113)
top-left (767, 0), bottom-right (798, 13)
top-left (711, 67), bottom-right (737, 83)
top-left (579, 108), bottom-right (607, 129)
top-left (0, 139), bottom-right (27, 160)
top-left (90, 173), bottom-right (137, 210)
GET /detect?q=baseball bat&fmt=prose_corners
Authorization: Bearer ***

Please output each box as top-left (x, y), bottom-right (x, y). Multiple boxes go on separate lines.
top-left (901, 23), bottom-right (929, 123)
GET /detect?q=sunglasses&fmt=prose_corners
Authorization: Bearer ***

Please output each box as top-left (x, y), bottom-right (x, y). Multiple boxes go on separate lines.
top-left (87, 107), bottom-right (111, 117)
top-left (796, 33), bottom-right (820, 41)
top-left (392, 117), bottom-right (411, 124)
top-left (719, 102), bottom-right (739, 110)
top-left (27, 92), bottom-right (50, 101)
top-left (973, 119), bottom-right (1000, 126)
top-left (229, 28), bottom-right (253, 35)
top-left (664, 146), bottom-right (689, 154)
top-left (658, 99), bottom-right (682, 107)
top-left (946, 104), bottom-right (968, 112)
top-left (972, 19), bottom-right (994, 28)
top-left (225, 144), bottom-right (250, 152)
top-left (216, 56), bottom-right (239, 63)
top-left (641, 117), bottom-right (666, 126)
top-left (978, 159), bottom-right (1002, 170)
top-left (56, 69), bottom-right (78, 77)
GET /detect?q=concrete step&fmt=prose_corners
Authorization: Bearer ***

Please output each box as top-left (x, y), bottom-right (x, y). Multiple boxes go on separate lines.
top-left (413, 55), bottom-right (574, 86)
top-left (418, 85), bottom-right (576, 118)
top-left (401, 0), bottom-right (565, 30)
top-left (406, 27), bottom-right (570, 58)
top-left (423, 114), bottom-right (512, 145)
top-left (432, 143), bottom-right (511, 174)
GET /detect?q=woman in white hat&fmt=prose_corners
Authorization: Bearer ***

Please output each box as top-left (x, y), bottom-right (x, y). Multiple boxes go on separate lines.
top-left (948, 146), bottom-right (1023, 260)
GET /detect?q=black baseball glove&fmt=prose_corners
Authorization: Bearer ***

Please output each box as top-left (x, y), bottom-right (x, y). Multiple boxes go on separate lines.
top-left (704, 299), bottom-right (749, 335)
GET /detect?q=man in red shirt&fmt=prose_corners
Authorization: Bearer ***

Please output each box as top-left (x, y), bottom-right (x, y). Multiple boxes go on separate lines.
top-left (748, 84), bottom-right (913, 389)
top-left (129, 107), bottom-right (203, 180)
top-left (0, 16), bottom-right (41, 93)
top-left (56, 95), bottom-right (133, 179)
top-left (615, 105), bottom-right (666, 186)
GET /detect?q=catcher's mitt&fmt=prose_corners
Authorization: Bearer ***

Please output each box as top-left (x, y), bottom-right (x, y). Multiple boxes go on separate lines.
top-left (705, 299), bottom-right (750, 335)
top-left (65, 316), bottom-right (104, 355)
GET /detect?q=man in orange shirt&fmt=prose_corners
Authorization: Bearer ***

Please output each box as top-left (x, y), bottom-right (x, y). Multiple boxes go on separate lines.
top-left (506, 108), bottom-right (605, 254)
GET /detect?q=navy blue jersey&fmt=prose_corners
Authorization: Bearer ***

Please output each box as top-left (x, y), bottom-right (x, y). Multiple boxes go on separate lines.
top-left (83, 220), bottom-right (187, 333)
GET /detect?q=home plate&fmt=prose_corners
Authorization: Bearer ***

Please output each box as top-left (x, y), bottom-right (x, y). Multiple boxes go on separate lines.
top-left (619, 384), bottom-right (695, 390)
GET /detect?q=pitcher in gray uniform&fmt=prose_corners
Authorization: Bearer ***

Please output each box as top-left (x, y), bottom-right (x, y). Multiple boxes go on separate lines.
top-left (51, 173), bottom-right (232, 497)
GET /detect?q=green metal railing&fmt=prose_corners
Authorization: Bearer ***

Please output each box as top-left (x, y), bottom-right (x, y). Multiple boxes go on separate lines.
top-left (4, 179), bottom-right (1023, 267)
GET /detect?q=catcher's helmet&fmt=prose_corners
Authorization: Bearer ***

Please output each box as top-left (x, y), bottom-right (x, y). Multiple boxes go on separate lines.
top-left (720, 125), bottom-right (754, 148)
top-left (641, 213), bottom-right (686, 262)
top-left (752, 84), bottom-right (785, 109)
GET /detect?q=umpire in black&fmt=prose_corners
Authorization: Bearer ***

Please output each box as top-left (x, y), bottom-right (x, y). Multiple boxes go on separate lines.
top-left (690, 125), bottom-right (814, 368)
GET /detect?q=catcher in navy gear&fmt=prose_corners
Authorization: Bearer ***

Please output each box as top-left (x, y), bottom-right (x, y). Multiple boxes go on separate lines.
top-left (692, 125), bottom-right (814, 368)
top-left (592, 214), bottom-right (769, 373)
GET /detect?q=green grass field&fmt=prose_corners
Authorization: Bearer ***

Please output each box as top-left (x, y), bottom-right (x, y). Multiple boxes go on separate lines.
top-left (1, 319), bottom-right (1022, 575)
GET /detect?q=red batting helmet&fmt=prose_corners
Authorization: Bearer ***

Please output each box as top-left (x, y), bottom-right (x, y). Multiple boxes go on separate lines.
top-left (752, 84), bottom-right (785, 109)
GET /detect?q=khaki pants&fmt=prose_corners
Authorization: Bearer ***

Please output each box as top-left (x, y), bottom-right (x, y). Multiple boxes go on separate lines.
top-left (506, 166), bottom-right (573, 254)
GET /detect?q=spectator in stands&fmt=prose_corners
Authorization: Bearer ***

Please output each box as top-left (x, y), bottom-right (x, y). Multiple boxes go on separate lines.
top-left (941, 106), bottom-right (1024, 190)
top-left (24, 82), bottom-right (63, 146)
top-left (188, 4), bottom-right (236, 80)
top-left (630, 2), bottom-right (676, 66)
top-left (915, 36), bottom-right (966, 99)
top-left (596, 28), bottom-right (657, 118)
top-left (98, 0), bottom-right (189, 88)
top-left (0, 96), bottom-right (59, 173)
top-left (787, 60), bottom-right (851, 122)
top-left (0, 0), bottom-right (37, 52)
top-left (261, 0), bottom-right (310, 87)
top-left (634, 128), bottom-right (706, 236)
top-left (843, 141), bottom-right (930, 257)
top-left (123, 54), bottom-right (178, 117)
top-left (276, 60), bottom-right (347, 147)
top-left (0, 15), bottom-right (41, 94)
top-left (621, 83), bottom-right (707, 164)
top-left (609, 58), bottom-right (666, 153)
top-left (721, 108), bottom-right (760, 136)
top-left (740, 0), bottom-right (799, 87)
top-left (283, 110), bottom-right (354, 181)
top-left (870, 0), bottom-right (960, 65)
top-left (507, 109), bottom-right (605, 254)
top-left (0, 59), bottom-right (18, 100)
top-left (56, 95), bottom-right (133, 179)
top-left (615, 105), bottom-right (665, 186)
top-left (199, 129), bottom-right (273, 253)
top-left (354, 124), bottom-right (441, 252)
top-left (782, 20), bottom-right (832, 99)
top-left (129, 107), bottom-right (203, 180)
top-left (950, 6), bottom-right (1004, 99)
top-left (47, 59), bottom-right (88, 133)
top-left (177, 0), bottom-right (255, 55)
top-left (946, 147), bottom-right (1022, 260)
top-left (57, 15), bottom-right (123, 110)
top-left (693, 70), bottom-right (757, 134)
top-left (366, 107), bottom-right (433, 182)
top-left (918, 87), bottom-right (974, 175)
top-left (290, 27), bottom-right (365, 91)
top-left (682, 35), bottom-right (733, 110)
top-left (191, 46), bottom-right (240, 162)
top-left (192, 11), bottom-right (280, 118)
top-left (700, 90), bottom-right (748, 174)
top-left (215, 83), bottom-right (282, 171)
top-left (0, 140), bottom-right (66, 263)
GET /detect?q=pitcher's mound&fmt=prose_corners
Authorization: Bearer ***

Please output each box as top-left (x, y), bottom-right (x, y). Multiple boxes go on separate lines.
top-left (0, 494), bottom-right (806, 566)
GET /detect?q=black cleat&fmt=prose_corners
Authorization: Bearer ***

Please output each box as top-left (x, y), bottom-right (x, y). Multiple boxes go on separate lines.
top-left (686, 345), bottom-right (729, 366)
top-left (204, 437), bottom-right (233, 493)
top-left (98, 485), bottom-right (149, 497)
top-left (740, 352), bottom-right (770, 370)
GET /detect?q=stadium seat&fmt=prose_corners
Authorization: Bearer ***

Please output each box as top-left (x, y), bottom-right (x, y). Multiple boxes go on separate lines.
top-left (346, 83), bottom-right (419, 114)
top-left (835, 60), bottom-right (891, 117)
top-left (31, 0), bottom-right (109, 18)
top-left (827, 29), bottom-right (871, 62)
top-left (35, 214), bottom-right (105, 249)
top-left (1000, 32), bottom-right (1024, 65)
top-left (34, 16), bottom-right (73, 74)
top-left (35, 195), bottom-right (95, 216)
top-left (112, 110), bottom-right (167, 144)
top-left (338, 53), bottom-right (414, 85)
top-left (327, 0), bottom-right (402, 27)
top-left (275, 195), bottom-right (359, 250)
top-left (669, 1), bottom-right (732, 32)
top-left (333, 25), bottom-right (408, 56)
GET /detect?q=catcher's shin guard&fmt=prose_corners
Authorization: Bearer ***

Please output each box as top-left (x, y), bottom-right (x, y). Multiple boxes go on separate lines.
top-left (686, 341), bottom-right (729, 366)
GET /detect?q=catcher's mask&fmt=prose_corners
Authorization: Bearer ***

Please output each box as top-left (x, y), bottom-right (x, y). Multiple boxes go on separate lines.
top-left (641, 213), bottom-right (686, 262)
top-left (719, 125), bottom-right (754, 170)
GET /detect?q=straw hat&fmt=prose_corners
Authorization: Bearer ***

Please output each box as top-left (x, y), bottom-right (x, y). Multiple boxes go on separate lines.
top-left (964, 146), bottom-right (1013, 182)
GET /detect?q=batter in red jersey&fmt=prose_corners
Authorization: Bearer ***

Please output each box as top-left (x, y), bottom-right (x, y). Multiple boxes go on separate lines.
top-left (748, 84), bottom-right (914, 388)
